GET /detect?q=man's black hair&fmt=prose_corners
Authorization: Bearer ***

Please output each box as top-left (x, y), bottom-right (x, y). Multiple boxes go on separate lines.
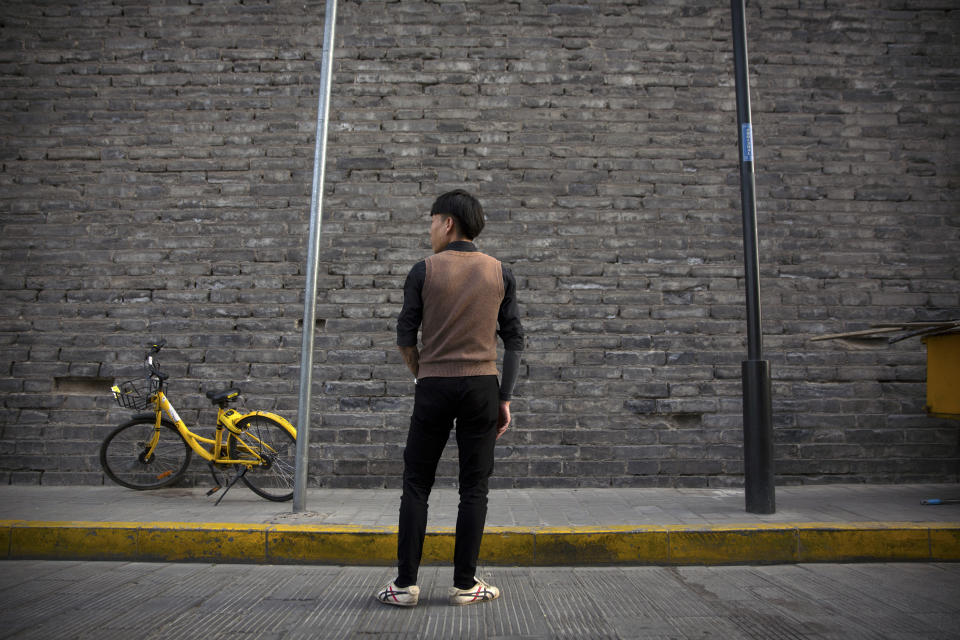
top-left (430, 189), bottom-right (485, 240)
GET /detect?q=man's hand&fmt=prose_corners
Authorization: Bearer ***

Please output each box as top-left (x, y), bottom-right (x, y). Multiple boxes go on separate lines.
top-left (496, 401), bottom-right (511, 439)
top-left (399, 345), bottom-right (419, 378)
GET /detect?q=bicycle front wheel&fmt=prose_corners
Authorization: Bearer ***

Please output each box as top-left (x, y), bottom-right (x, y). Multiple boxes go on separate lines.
top-left (227, 414), bottom-right (296, 501)
top-left (100, 415), bottom-right (193, 490)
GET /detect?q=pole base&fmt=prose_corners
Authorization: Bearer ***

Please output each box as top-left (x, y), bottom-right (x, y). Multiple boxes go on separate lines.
top-left (743, 359), bottom-right (775, 514)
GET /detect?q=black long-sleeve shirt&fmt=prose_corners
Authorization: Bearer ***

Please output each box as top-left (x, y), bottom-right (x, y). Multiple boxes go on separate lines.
top-left (396, 240), bottom-right (524, 355)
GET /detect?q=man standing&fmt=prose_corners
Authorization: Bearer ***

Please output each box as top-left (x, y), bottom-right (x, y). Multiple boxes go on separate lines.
top-left (377, 189), bottom-right (524, 607)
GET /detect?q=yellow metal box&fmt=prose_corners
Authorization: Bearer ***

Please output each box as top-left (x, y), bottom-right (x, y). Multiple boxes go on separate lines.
top-left (924, 333), bottom-right (960, 418)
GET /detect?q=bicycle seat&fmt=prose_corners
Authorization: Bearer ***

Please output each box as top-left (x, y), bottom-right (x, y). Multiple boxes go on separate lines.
top-left (206, 388), bottom-right (241, 405)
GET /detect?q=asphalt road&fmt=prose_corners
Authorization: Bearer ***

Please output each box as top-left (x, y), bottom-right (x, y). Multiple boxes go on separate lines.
top-left (1, 561), bottom-right (958, 639)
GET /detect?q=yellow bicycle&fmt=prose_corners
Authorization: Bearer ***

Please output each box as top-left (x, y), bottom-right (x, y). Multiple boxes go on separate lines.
top-left (101, 340), bottom-right (298, 503)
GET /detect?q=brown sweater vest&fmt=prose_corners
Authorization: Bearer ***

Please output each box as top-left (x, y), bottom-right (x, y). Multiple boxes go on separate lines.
top-left (418, 250), bottom-right (504, 378)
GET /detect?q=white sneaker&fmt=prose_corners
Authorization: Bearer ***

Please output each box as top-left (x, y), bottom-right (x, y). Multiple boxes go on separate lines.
top-left (377, 582), bottom-right (420, 607)
top-left (448, 577), bottom-right (500, 606)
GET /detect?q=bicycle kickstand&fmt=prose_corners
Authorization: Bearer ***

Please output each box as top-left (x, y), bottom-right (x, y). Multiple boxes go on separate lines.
top-left (205, 462), bottom-right (223, 498)
top-left (213, 465), bottom-right (248, 507)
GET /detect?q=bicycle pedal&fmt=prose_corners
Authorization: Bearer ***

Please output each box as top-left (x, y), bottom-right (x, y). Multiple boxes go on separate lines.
top-left (206, 486), bottom-right (221, 496)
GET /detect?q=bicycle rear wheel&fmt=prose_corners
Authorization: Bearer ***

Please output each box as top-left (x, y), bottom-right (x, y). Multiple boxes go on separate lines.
top-left (100, 416), bottom-right (192, 490)
top-left (227, 414), bottom-right (296, 501)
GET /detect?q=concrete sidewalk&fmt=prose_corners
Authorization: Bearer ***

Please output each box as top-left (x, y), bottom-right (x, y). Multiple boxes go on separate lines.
top-left (5, 561), bottom-right (960, 639)
top-left (1, 484), bottom-right (958, 566)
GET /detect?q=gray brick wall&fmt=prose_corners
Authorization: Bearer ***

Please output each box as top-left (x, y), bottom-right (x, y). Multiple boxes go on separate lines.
top-left (1, 0), bottom-right (958, 489)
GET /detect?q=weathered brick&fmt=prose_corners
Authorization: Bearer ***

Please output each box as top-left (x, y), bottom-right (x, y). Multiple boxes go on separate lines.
top-left (0, 0), bottom-right (957, 488)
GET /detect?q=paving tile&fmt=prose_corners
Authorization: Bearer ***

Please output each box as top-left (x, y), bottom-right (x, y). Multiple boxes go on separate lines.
top-left (2, 562), bottom-right (960, 639)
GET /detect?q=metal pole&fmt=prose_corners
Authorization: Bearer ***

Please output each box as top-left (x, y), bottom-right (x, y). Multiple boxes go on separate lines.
top-left (294, 0), bottom-right (338, 512)
top-left (731, 0), bottom-right (775, 514)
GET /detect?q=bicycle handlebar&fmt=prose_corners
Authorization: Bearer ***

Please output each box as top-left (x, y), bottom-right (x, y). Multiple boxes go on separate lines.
top-left (145, 339), bottom-right (169, 381)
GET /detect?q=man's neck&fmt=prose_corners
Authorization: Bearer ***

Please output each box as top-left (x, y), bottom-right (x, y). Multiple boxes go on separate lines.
top-left (443, 239), bottom-right (475, 251)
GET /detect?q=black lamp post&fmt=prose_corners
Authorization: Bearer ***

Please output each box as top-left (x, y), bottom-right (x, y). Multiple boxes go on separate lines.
top-left (731, 0), bottom-right (775, 514)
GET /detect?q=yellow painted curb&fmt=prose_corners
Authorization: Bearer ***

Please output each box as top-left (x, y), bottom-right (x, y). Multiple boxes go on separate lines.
top-left (533, 526), bottom-right (670, 565)
top-left (1, 520), bottom-right (958, 566)
top-left (930, 525), bottom-right (960, 561)
top-left (138, 522), bottom-right (267, 563)
top-left (0, 520), bottom-right (17, 558)
top-left (268, 525), bottom-right (395, 564)
top-left (10, 521), bottom-right (138, 560)
top-left (797, 522), bottom-right (932, 563)
top-left (668, 524), bottom-right (798, 565)
top-left (476, 528), bottom-right (537, 565)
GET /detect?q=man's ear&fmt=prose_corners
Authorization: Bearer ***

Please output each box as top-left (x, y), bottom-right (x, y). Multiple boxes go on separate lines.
top-left (442, 215), bottom-right (456, 235)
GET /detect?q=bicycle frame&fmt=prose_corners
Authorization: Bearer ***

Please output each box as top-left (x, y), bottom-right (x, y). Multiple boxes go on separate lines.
top-left (145, 389), bottom-right (297, 467)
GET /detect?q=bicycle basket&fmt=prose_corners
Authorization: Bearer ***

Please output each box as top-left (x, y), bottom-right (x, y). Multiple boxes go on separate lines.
top-left (112, 377), bottom-right (159, 410)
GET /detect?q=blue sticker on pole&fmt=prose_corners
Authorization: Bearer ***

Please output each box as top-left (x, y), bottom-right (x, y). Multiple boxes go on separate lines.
top-left (741, 123), bottom-right (754, 163)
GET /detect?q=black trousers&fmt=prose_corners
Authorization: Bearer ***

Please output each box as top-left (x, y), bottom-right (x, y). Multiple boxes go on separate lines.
top-left (396, 375), bottom-right (499, 590)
